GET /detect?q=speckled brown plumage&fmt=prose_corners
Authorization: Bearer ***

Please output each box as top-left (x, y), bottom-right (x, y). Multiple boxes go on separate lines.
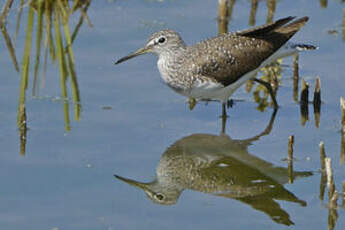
top-left (184, 16), bottom-right (309, 86)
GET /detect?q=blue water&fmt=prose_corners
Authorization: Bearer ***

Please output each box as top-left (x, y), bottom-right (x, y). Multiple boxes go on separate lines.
top-left (0, 0), bottom-right (344, 229)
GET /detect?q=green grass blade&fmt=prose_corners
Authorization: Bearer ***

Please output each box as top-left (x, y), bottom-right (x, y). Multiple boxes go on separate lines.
top-left (54, 10), bottom-right (71, 131)
top-left (21, 6), bottom-right (35, 90)
top-left (57, 0), bottom-right (70, 22)
top-left (0, 0), bottom-right (14, 23)
top-left (42, 34), bottom-right (49, 89)
top-left (80, 0), bottom-right (93, 27)
top-left (17, 6), bottom-right (34, 126)
top-left (70, 13), bottom-right (84, 46)
top-left (14, 0), bottom-right (25, 45)
top-left (0, 0), bottom-right (18, 71)
top-left (71, 0), bottom-right (82, 12)
top-left (68, 0), bottom-right (92, 49)
top-left (32, 0), bottom-right (44, 97)
top-left (45, 1), bottom-right (56, 62)
top-left (62, 15), bottom-right (81, 121)
top-left (0, 23), bottom-right (19, 71)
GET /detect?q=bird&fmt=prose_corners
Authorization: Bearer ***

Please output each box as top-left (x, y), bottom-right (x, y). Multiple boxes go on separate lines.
top-left (114, 110), bottom-right (312, 225)
top-left (115, 16), bottom-right (316, 117)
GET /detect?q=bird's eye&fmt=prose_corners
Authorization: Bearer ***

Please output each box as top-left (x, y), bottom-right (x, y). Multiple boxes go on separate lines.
top-left (158, 37), bottom-right (166, 44)
top-left (154, 193), bottom-right (164, 201)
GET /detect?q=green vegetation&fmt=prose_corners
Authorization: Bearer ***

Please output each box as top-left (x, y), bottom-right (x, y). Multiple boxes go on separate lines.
top-left (0, 0), bottom-right (92, 134)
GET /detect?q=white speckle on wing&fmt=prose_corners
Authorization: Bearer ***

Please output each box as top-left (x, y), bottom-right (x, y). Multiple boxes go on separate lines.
top-left (251, 179), bottom-right (266, 183)
top-left (217, 163), bottom-right (229, 167)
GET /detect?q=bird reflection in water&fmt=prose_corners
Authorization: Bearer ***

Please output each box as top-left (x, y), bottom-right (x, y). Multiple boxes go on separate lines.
top-left (114, 110), bottom-right (312, 225)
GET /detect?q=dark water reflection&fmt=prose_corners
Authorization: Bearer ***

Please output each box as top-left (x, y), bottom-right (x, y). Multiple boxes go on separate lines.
top-left (115, 111), bottom-right (312, 226)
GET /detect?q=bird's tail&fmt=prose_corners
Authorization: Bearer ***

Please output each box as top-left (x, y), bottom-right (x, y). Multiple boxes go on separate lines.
top-left (275, 16), bottom-right (310, 38)
top-left (239, 16), bottom-right (310, 40)
top-left (260, 42), bottom-right (317, 66)
top-left (289, 43), bottom-right (318, 51)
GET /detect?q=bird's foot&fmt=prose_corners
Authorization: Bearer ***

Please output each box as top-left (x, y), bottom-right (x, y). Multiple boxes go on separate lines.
top-left (221, 103), bottom-right (229, 119)
top-left (188, 97), bottom-right (197, 110)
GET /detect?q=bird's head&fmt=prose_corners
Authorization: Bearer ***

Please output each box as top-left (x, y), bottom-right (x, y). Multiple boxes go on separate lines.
top-left (115, 30), bottom-right (186, 64)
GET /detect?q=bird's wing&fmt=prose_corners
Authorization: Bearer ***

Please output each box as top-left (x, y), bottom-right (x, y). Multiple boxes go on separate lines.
top-left (236, 196), bottom-right (295, 226)
top-left (235, 16), bottom-right (296, 37)
top-left (187, 16), bottom-right (309, 87)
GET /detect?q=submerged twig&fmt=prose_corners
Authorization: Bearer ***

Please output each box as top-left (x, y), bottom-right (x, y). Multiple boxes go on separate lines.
top-left (341, 181), bottom-right (345, 208)
top-left (227, 0), bottom-right (236, 21)
top-left (266, 0), bottom-right (276, 23)
top-left (18, 103), bottom-right (27, 156)
top-left (313, 76), bottom-right (321, 128)
top-left (328, 205), bottom-right (338, 230)
top-left (342, 8), bottom-right (345, 42)
top-left (341, 130), bottom-right (345, 165)
top-left (340, 97), bottom-right (345, 132)
top-left (313, 77), bottom-right (321, 107)
top-left (293, 53), bottom-right (299, 102)
top-left (288, 135), bottom-right (294, 184)
top-left (325, 157), bottom-right (336, 201)
top-left (330, 190), bottom-right (339, 208)
top-left (249, 0), bottom-right (258, 26)
top-left (328, 188), bottom-right (339, 230)
top-left (320, 141), bottom-right (327, 200)
top-left (218, 0), bottom-right (229, 35)
top-left (300, 79), bottom-right (309, 105)
top-left (339, 97), bottom-right (345, 169)
top-left (300, 79), bottom-right (309, 126)
top-left (319, 0), bottom-right (328, 8)
top-left (288, 135), bottom-right (294, 159)
top-left (320, 141), bottom-right (326, 171)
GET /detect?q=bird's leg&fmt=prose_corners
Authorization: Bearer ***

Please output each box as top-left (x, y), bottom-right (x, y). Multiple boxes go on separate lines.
top-left (222, 102), bottom-right (228, 119)
top-left (254, 78), bottom-right (279, 109)
top-left (220, 109), bottom-right (229, 135)
top-left (220, 102), bottom-right (230, 134)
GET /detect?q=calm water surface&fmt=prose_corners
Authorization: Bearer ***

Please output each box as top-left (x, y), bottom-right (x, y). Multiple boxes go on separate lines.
top-left (0, 0), bottom-right (344, 229)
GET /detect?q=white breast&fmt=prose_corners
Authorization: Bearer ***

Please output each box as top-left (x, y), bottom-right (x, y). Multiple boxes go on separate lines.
top-left (157, 58), bottom-right (172, 84)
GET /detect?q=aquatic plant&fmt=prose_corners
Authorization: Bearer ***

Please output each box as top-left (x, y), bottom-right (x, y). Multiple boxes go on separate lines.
top-left (1, 0), bottom-right (92, 134)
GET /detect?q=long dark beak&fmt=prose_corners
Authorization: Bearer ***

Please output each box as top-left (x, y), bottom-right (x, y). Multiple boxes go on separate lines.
top-left (115, 46), bottom-right (150, 65)
top-left (114, 174), bottom-right (151, 191)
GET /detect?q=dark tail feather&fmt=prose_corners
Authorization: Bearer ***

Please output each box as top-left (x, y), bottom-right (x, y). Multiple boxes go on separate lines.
top-left (275, 16), bottom-right (309, 38)
top-left (238, 16), bottom-right (314, 54)
top-left (238, 16), bottom-right (296, 37)
top-left (292, 43), bottom-right (318, 51)
top-left (238, 16), bottom-right (309, 40)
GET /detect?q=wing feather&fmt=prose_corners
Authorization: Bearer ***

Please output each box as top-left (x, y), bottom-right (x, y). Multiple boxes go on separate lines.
top-left (184, 17), bottom-right (309, 87)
